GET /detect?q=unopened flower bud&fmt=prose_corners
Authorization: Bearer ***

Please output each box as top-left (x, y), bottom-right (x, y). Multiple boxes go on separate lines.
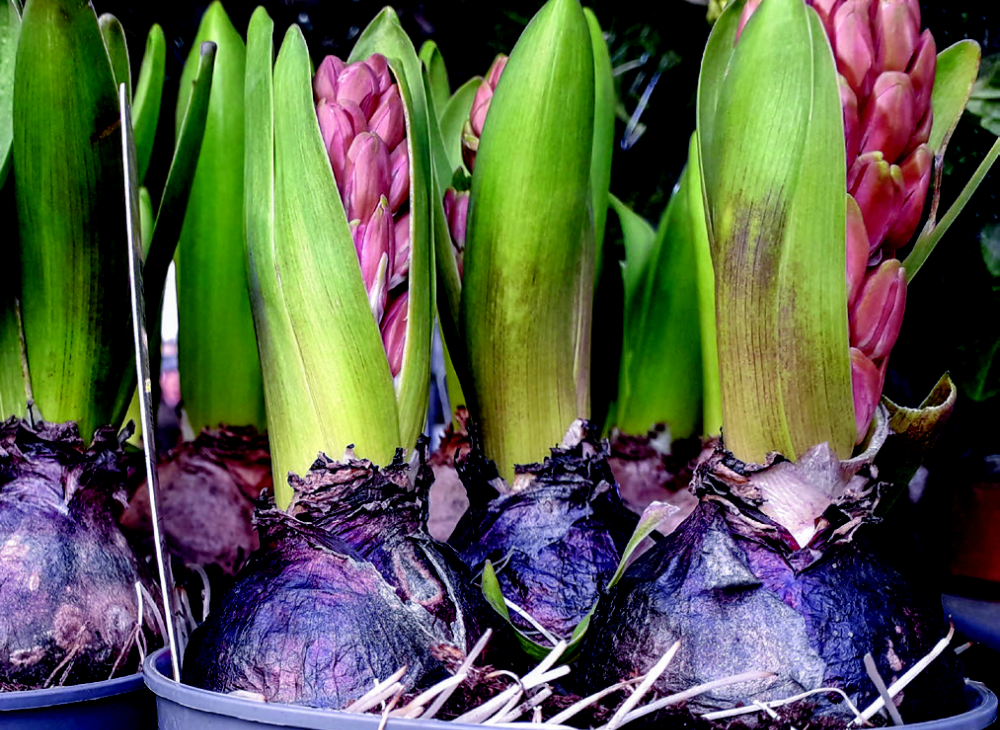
top-left (337, 61), bottom-right (380, 118)
top-left (850, 258), bottom-right (907, 361)
top-left (314, 55), bottom-right (346, 101)
top-left (850, 347), bottom-right (883, 443)
top-left (366, 54), bottom-right (392, 95)
top-left (344, 132), bottom-right (391, 223)
top-left (390, 213), bottom-right (411, 289)
top-left (369, 85), bottom-right (405, 151)
top-left (833, 0), bottom-right (876, 96)
top-left (874, 0), bottom-right (919, 72)
top-left (884, 144), bottom-right (932, 253)
top-left (908, 30), bottom-right (936, 122)
top-left (317, 100), bottom-right (359, 186)
top-left (840, 76), bottom-right (860, 165)
top-left (859, 71), bottom-right (916, 162)
top-left (388, 144), bottom-right (409, 214)
top-left (848, 151), bottom-right (904, 249)
top-left (846, 194), bottom-right (869, 308)
top-left (381, 291), bottom-right (409, 378)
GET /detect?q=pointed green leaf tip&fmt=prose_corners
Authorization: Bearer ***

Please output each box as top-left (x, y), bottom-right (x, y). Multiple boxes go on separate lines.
top-left (461, 0), bottom-right (595, 479)
top-left (244, 11), bottom-right (399, 507)
top-left (697, 0), bottom-right (853, 463)
top-left (14, 0), bottom-right (131, 440)
top-left (133, 23), bottom-right (166, 184)
top-left (175, 2), bottom-right (265, 434)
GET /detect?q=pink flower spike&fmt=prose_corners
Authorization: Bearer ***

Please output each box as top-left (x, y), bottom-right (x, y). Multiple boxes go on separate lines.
top-left (850, 259), bottom-right (907, 361)
top-left (369, 85), bottom-right (406, 151)
top-left (485, 55), bottom-right (508, 89)
top-left (314, 55), bottom-right (346, 101)
top-left (357, 198), bottom-right (394, 321)
top-left (344, 133), bottom-right (391, 223)
top-left (858, 71), bottom-right (915, 163)
top-left (833, 0), bottom-right (876, 96)
top-left (337, 61), bottom-right (380, 118)
top-left (850, 347), bottom-right (882, 443)
top-left (388, 144), bottom-right (409, 214)
top-left (444, 188), bottom-right (470, 249)
top-left (846, 194), bottom-right (870, 309)
top-left (874, 0), bottom-right (919, 72)
top-left (810, 0), bottom-right (840, 34)
top-left (381, 291), bottom-right (409, 378)
top-left (884, 144), bottom-right (932, 253)
top-left (469, 83), bottom-right (494, 139)
top-left (735, 0), bottom-right (764, 43)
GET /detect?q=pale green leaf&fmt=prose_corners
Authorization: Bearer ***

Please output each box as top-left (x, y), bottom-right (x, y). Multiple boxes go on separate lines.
top-left (419, 39), bottom-right (449, 114)
top-left (585, 8), bottom-right (614, 261)
top-left (245, 16), bottom-right (399, 507)
top-left (133, 23), bottom-right (165, 184)
top-left (697, 0), bottom-right (852, 462)
top-left (175, 2), bottom-right (264, 433)
top-left (462, 0), bottom-right (595, 479)
top-left (610, 194), bottom-right (656, 307)
top-left (929, 40), bottom-right (981, 155)
top-left (614, 164), bottom-right (702, 439)
top-left (0, 0), bottom-right (21, 186)
top-left (439, 77), bottom-right (479, 174)
top-left (14, 0), bottom-right (130, 439)
top-left (98, 14), bottom-right (130, 101)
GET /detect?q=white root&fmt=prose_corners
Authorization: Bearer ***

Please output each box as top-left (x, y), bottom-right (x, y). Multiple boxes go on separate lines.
top-left (702, 686), bottom-right (866, 723)
top-left (855, 624), bottom-right (955, 724)
top-left (864, 652), bottom-right (904, 726)
top-left (343, 665), bottom-right (408, 714)
top-left (614, 670), bottom-right (775, 727)
top-left (604, 639), bottom-right (681, 730)
top-left (504, 598), bottom-right (560, 647)
top-left (424, 629), bottom-right (494, 720)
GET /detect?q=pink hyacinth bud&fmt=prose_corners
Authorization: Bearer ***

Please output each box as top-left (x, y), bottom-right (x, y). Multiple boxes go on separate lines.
top-left (833, 0), bottom-right (876, 96)
top-left (388, 144), bottom-right (409, 214)
top-left (336, 61), bottom-right (380, 118)
top-left (367, 54), bottom-right (392, 95)
top-left (810, 0), bottom-right (839, 32)
top-left (444, 188), bottom-right (470, 278)
top-left (352, 196), bottom-right (394, 322)
top-left (317, 100), bottom-right (359, 186)
top-left (884, 144), bottom-right (932, 253)
top-left (462, 55), bottom-right (508, 172)
top-left (850, 259), bottom-right (907, 361)
top-left (344, 132), bottom-right (391, 223)
top-left (381, 291), bottom-right (409, 378)
top-left (840, 76), bottom-right (861, 166)
top-left (874, 0), bottom-right (920, 72)
top-left (908, 31), bottom-right (937, 122)
top-left (859, 71), bottom-right (916, 162)
top-left (848, 152), bottom-right (904, 249)
top-left (390, 213), bottom-right (411, 290)
top-left (314, 55), bottom-right (346, 101)
top-left (851, 347), bottom-right (883, 443)
top-left (369, 85), bottom-right (406, 152)
top-left (846, 194), bottom-right (870, 308)
top-left (736, 0), bottom-right (764, 41)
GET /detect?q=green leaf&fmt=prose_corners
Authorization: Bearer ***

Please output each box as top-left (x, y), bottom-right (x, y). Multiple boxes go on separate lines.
top-left (687, 135), bottom-right (721, 436)
top-left (614, 165), bottom-right (702, 439)
top-left (967, 53), bottom-right (1000, 136)
top-left (133, 23), bottom-right (165, 184)
top-left (349, 8), bottom-right (434, 452)
top-left (0, 176), bottom-right (27, 418)
top-left (419, 39), bottom-right (449, 114)
top-left (14, 0), bottom-right (130, 440)
top-left (174, 3), bottom-right (264, 434)
top-left (480, 560), bottom-right (551, 661)
top-left (439, 77), bottom-right (479, 174)
top-left (144, 40), bottom-right (217, 327)
top-left (929, 40), bottom-right (981, 155)
top-left (245, 14), bottom-right (399, 507)
top-left (585, 8), bottom-right (615, 262)
top-left (611, 193), bottom-right (656, 303)
top-left (461, 0), bottom-right (595, 479)
top-left (608, 501), bottom-right (677, 590)
top-left (697, 0), bottom-right (853, 463)
top-left (0, 0), bottom-right (21, 187)
top-left (98, 14), bottom-right (130, 101)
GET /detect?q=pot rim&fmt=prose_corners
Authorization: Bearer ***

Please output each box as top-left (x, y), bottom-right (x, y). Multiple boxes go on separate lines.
top-left (144, 647), bottom-right (487, 730)
top-left (144, 648), bottom-right (998, 730)
top-left (0, 670), bottom-right (144, 711)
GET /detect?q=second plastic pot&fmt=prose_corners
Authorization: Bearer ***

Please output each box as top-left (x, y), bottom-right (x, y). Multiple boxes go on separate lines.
top-left (0, 671), bottom-right (155, 729)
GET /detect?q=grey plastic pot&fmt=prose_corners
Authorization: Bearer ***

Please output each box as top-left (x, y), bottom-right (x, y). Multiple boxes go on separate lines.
top-left (145, 647), bottom-right (997, 730)
top-left (0, 670), bottom-right (156, 729)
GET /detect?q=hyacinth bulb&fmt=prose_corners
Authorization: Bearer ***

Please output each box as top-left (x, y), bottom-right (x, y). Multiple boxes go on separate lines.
top-left (313, 52), bottom-right (410, 371)
top-left (739, 0), bottom-right (935, 441)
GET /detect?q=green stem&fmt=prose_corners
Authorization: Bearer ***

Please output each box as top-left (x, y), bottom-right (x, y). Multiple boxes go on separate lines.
top-left (904, 134), bottom-right (1000, 282)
